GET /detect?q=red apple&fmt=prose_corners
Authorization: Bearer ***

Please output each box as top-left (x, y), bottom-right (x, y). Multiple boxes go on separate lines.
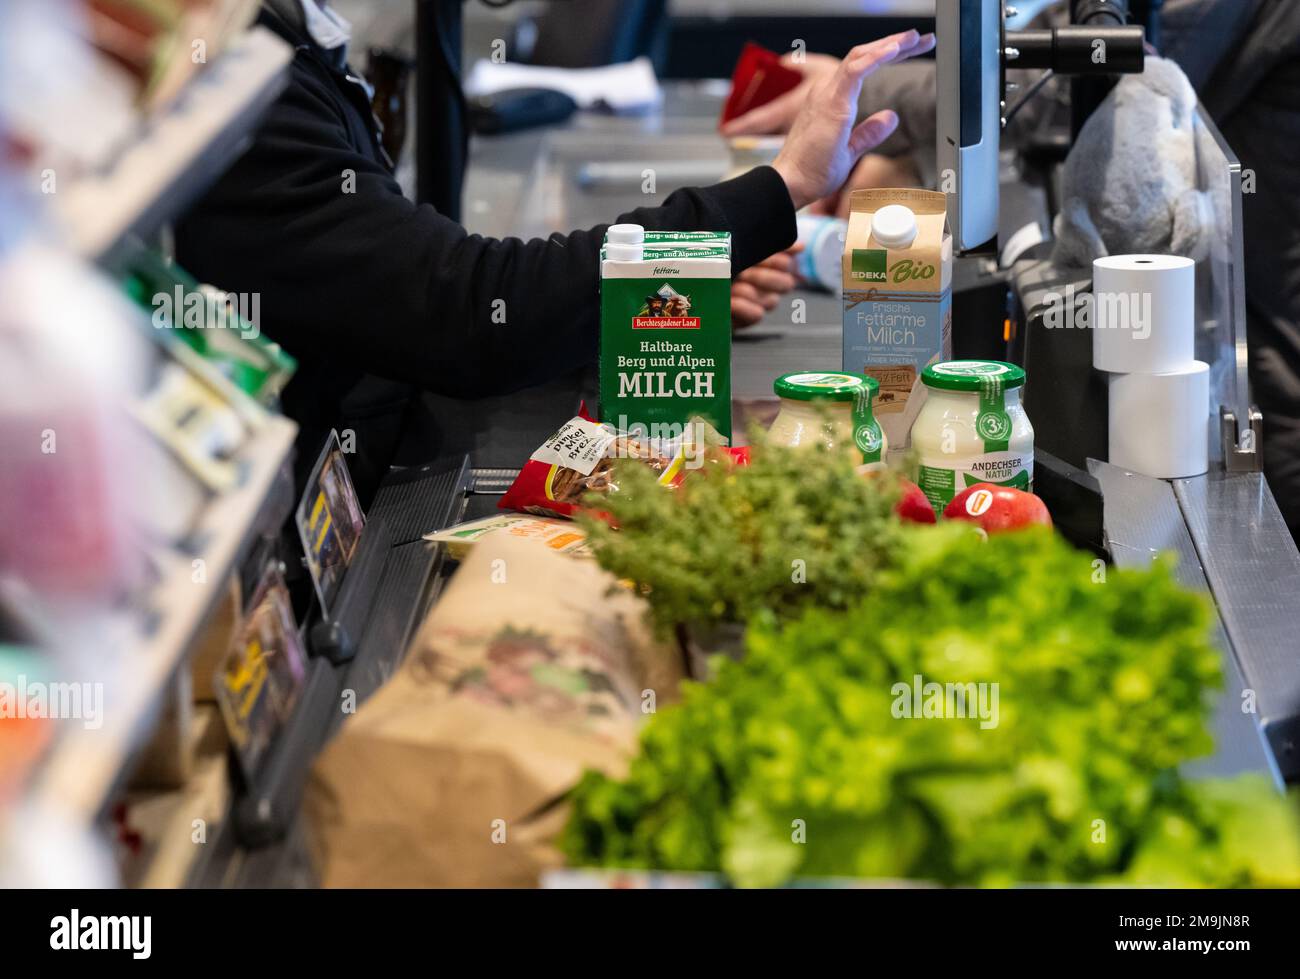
top-left (858, 470), bottom-right (938, 524)
top-left (943, 483), bottom-right (1052, 533)
top-left (895, 478), bottom-right (937, 524)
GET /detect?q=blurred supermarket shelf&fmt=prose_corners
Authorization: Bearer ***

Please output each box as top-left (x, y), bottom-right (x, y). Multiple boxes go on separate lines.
top-left (26, 415), bottom-right (297, 828)
top-left (53, 26), bottom-right (291, 262)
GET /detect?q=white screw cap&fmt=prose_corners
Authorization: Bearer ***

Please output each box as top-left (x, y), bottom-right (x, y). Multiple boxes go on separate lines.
top-left (871, 204), bottom-right (918, 250)
top-left (606, 223), bottom-right (645, 244)
top-left (605, 242), bottom-right (644, 262)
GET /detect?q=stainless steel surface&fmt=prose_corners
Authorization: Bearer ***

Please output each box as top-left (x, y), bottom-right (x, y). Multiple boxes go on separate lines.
top-left (1175, 471), bottom-right (1300, 780)
top-left (1089, 461), bottom-right (1280, 782)
top-left (464, 84), bottom-right (731, 240)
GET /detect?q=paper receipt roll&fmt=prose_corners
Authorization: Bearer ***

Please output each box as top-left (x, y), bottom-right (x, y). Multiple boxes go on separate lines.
top-left (1092, 255), bottom-right (1195, 374)
top-left (1108, 362), bottom-right (1210, 479)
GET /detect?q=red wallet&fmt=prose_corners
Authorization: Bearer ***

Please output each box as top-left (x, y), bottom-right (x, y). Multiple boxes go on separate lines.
top-left (719, 42), bottom-right (805, 126)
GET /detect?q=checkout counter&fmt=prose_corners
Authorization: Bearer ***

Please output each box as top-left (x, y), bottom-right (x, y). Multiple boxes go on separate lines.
top-left (448, 83), bottom-right (1300, 790)
top-left (186, 0), bottom-right (1300, 886)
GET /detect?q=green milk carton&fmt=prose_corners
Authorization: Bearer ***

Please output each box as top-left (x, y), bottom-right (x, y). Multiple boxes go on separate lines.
top-left (608, 224), bottom-right (732, 254)
top-left (599, 229), bottom-right (732, 441)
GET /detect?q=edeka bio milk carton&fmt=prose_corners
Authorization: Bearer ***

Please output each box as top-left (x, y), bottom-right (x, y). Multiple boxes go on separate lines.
top-left (842, 189), bottom-right (953, 449)
top-left (600, 239), bottom-right (732, 441)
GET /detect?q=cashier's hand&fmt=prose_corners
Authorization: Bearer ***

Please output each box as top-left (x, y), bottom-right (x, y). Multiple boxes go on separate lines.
top-left (770, 31), bottom-right (935, 212)
top-left (731, 245), bottom-right (801, 330)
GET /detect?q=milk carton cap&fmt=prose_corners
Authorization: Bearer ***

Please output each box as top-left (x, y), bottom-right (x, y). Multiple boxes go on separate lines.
top-left (871, 205), bottom-right (918, 249)
top-left (606, 224), bottom-right (645, 245)
top-left (604, 242), bottom-right (644, 262)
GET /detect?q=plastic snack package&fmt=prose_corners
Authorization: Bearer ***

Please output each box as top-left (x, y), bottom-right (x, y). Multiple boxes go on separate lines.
top-left (424, 514), bottom-right (593, 560)
top-left (498, 408), bottom-right (743, 519)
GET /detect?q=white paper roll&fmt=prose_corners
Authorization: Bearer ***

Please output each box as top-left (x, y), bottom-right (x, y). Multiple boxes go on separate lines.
top-left (1108, 362), bottom-right (1210, 479)
top-left (1092, 255), bottom-right (1195, 374)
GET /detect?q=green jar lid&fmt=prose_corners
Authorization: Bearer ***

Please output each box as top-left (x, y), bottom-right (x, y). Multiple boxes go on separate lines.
top-left (774, 372), bottom-right (879, 402)
top-left (921, 360), bottom-right (1026, 392)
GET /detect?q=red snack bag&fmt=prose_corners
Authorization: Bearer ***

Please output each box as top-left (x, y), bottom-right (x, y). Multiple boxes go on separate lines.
top-left (499, 412), bottom-right (748, 520)
top-left (720, 43), bottom-right (804, 126)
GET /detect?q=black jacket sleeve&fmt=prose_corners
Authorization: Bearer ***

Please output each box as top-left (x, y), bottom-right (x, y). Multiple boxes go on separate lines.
top-left (175, 60), bottom-right (797, 401)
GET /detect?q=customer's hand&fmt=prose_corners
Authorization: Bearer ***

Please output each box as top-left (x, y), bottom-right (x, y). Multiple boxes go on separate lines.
top-left (721, 53), bottom-right (840, 137)
top-left (731, 245), bottom-right (801, 330)
top-left (771, 30), bottom-right (934, 212)
top-left (810, 152), bottom-right (924, 220)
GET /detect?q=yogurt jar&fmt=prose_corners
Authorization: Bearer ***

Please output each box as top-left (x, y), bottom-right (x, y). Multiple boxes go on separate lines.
top-left (770, 372), bottom-right (887, 467)
top-left (911, 360), bottom-right (1034, 511)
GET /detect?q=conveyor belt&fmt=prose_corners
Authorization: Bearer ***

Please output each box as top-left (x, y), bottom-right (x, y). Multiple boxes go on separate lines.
top-left (1091, 461), bottom-right (1282, 783)
top-left (1176, 473), bottom-right (1300, 780)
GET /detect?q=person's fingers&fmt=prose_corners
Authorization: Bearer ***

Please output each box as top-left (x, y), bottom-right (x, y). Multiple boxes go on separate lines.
top-left (721, 87), bottom-right (806, 136)
top-left (832, 43), bottom-right (900, 104)
top-left (754, 250), bottom-right (798, 272)
top-left (740, 265), bottom-right (798, 294)
top-left (833, 30), bottom-right (935, 101)
top-left (839, 30), bottom-right (921, 72)
top-left (778, 50), bottom-right (824, 69)
top-left (844, 30), bottom-right (920, 64)
top-left (847, 109), bottom-right (900, 159)
top-left (731, 296), bottom-right (766, 328)
top-left (732, 281), bottom-right (782, 311)
top-left (910, 33), bottom-right (938, 58)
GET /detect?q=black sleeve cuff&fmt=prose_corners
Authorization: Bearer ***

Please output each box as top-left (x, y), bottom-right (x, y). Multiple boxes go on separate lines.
top-left (698, 164), bottom-right (799, 272)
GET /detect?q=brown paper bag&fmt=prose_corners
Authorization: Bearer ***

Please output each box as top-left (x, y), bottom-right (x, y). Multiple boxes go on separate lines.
top-left (305, 532), bottom-right (683, 887)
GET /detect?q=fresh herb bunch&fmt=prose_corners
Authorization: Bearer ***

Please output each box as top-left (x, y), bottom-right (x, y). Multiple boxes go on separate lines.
top-left (561, 527), bottom-right (1300, 887)
top-left (577, 438), bottom-right (909, 635)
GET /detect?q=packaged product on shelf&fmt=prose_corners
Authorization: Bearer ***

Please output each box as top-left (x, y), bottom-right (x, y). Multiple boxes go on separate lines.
top-left (769, 371), bottom-right (886, 468)
top-left (213, 563), bottom-right (307, 781)
top-left (85, 0), bottom-right (262, 110)
top-left (498, 409), bottom-right (742, 519)
top-left (910, 360), bottom-right (1035, 512)
top-left (294, 431), bottom-right (366, 617)
top-left (131, 361), bottom-right (249, 492)
top-left (123, 252), bottom-right (297, 406)
top-left (842, 188), bottom-right (953, 448)
top-left (1, 243), bottom-right (148, 601)
top-left (424, 514), bottom-right (592, 559)
top-left (600, 225), bottom-right (733, 441)
top-left (0, 644), bottom-right (55, 801)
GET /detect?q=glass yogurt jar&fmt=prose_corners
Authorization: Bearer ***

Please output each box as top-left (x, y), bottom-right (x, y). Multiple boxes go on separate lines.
top-left (770, 372), bottom-right (886, 468)
top-left (911, 360), bottom-right (1034, 511)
